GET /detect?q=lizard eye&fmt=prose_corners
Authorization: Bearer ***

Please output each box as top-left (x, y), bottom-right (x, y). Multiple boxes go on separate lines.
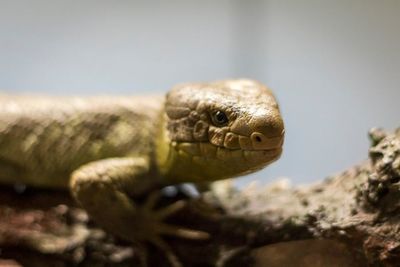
top-left (211, 110), bottom-right (229, 126)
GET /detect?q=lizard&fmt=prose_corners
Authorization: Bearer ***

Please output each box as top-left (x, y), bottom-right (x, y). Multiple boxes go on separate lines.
top-left (0, 79), bottom-right (285, 267)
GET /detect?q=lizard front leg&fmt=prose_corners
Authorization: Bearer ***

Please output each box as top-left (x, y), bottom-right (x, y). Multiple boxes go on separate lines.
top-left (70, 157), bottom-right (209, 267)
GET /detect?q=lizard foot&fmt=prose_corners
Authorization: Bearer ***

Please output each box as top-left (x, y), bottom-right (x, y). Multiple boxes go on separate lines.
top-left (138, 191), bottom-right (210, 267)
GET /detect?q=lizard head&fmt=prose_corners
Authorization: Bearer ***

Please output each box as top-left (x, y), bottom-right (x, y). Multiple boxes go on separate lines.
top-left (163, 79), bottom-right (284, 182)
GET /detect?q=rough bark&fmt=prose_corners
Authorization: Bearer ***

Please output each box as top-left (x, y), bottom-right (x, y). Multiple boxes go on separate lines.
top-left (0, 128), bottom-right (399, 267)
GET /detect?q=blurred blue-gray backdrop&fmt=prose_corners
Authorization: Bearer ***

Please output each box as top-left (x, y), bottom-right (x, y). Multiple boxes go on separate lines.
top-left (0, 0), bottom-right (399, 185)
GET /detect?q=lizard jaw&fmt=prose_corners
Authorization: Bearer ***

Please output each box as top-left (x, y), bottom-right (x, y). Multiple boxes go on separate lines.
top-left (172, 142), bottom-right (283, 179)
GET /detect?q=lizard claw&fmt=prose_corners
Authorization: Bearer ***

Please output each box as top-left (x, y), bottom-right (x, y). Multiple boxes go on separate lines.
top-left (157, 223), bottom-right (210, 240)
top-left (155, 200), bottom-right (186, 219)
top-left (149, 236), bottom-right (183, 267)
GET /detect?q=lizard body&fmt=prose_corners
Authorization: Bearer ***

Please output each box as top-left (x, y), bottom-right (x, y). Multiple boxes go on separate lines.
top-left (0, 79), bottom-right (284, 266)
top-left (0, 95), bottom-right (163, 188)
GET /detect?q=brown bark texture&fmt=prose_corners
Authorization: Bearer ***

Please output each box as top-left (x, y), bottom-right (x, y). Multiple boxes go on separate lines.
top-left (0, 128), bottom-right (399, 267)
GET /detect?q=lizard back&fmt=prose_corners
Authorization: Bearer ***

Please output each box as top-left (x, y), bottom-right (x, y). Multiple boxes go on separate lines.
top-left (0, 95), bottom-right (164, 188)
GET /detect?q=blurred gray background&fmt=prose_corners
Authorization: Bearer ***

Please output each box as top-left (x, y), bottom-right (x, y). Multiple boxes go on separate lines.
top-left (0, 0), bottom-right (399, 185)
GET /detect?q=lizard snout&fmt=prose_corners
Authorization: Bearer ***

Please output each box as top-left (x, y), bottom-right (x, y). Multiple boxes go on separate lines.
top-left (249, 114), bottom-right (284, 150)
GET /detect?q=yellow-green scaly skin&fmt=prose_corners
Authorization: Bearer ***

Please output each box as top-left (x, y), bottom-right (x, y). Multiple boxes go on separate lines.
top-left (0, 79), bottom-right (284, 267)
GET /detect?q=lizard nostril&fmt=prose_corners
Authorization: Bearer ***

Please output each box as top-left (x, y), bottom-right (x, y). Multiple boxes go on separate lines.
top-left (251, 132), bottom-right (265, 145)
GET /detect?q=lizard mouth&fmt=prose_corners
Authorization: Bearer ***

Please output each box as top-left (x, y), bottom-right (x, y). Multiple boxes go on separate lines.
top-left (240, 146), bottom-right (283, 163)
top-left (175, 141), bottom-right (283, 162)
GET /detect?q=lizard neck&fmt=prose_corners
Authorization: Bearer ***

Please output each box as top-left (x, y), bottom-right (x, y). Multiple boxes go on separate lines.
top-left (155, 129), bottom-right (222, 185)
top-left (155, 112), bottom-right (173, 181)
top-left (155, 112), bottom-right (208, 184)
